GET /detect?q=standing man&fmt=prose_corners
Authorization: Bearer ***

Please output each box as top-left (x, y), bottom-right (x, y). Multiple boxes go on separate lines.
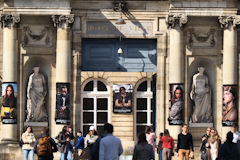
top-left (200, 127), bottom-right (211, 160)
top-left (231, 124), bottom-right (240, 153)
top-left (34, 127), bottom-right (58, 160)
top-left (231, 124), bottom-right (240, 143)
top-left (74, 131), bottom-right (84, 157)
top-left (99, 123), bottom-right (123, 160)
top-left (176, 124), bottom-right (194, 160)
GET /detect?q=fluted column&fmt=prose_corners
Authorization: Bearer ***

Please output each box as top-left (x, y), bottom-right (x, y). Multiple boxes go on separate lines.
top-left (51, 15), bottom-right (74, 137)
top-left (219, 16), bottom-right (239, 139)
top-left (52, 15), bottom-right (74, 82)
top-left (0, 14), bottom-right (20, 141)
top-left (166, 14), bottom-right (187, 139)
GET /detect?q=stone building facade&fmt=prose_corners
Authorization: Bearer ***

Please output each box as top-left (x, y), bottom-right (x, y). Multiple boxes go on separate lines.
top-left (0, 0), bottom-right (240, 159)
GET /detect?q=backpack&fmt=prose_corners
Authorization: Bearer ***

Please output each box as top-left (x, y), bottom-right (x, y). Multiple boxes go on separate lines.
top-left (37, 136), bottom-right (53, 157)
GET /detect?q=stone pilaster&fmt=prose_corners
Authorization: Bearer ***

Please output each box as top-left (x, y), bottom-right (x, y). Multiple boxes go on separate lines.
top-left (219, 16), bottom-right (239, 85)
top-left (0, 14), bottom-right (20, 141)
top-left (51, 15), bottom-right (74, 137)
top-left (156, 34), bottom-right (167, 136)
top-left (52, 15), bottom-right (74, 82)
top-left (219, 16), bottom-right (240, 140)
top-left (166, 14), bottom-right (187, 139)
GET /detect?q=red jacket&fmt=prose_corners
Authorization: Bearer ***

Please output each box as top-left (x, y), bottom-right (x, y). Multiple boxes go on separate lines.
top-left (161, 136), bottom-right (174, 149)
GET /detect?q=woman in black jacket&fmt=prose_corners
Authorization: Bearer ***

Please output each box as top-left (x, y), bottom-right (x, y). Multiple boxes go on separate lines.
top-left (132, 132), bottom-right (154, 160)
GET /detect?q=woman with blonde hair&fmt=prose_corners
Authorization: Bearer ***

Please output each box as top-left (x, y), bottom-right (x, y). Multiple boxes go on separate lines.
top-left (207, 128), bottom-right (221, 160)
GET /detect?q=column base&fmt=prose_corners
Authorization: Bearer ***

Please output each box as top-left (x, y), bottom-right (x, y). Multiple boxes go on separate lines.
top-left (0, 142), bottom-right (22, 160)
top-left (1, 124), bottom-right (18, 141)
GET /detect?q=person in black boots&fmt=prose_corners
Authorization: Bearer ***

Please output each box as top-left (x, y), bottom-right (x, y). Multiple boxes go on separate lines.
top-left (200, 127), bottom-right (211, 160)
top-left (176, 124), bottom-right (194, 160)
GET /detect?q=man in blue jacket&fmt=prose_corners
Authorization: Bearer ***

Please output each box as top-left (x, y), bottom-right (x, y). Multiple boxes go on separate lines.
top-left (74, 131), bottom-right (84, 157)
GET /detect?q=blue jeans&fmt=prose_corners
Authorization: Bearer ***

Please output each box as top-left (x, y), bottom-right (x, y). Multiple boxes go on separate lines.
top-left (60, 150), bottom-right (72, 160)
top-left (23, 149), bottom-right (34, 160)
top-left (159, 150), bottom-right (162, 160)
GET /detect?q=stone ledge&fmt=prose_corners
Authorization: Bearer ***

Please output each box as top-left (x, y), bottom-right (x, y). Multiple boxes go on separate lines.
top-left (24, 122), bottom-right (48, 127)
top-left (189, 123), bottom-right (213, 127)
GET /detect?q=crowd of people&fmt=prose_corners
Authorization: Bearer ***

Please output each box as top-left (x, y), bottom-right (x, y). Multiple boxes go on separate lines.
top-left (20, 123), bottom-right (240, 160)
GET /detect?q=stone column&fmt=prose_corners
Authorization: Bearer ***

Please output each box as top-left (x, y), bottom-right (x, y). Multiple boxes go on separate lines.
top-left (0, 14), bottom-right (20, 141)
top-left (166, 14), bottom-right (187, 139)
top-left (219, 16), bottom-right (239, 140)
top-left (52, 15), bottom-right (74, 137)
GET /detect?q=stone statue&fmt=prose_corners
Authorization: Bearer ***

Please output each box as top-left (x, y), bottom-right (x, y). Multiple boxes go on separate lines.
top-left (190, 67), bottom-right (212, 123)
top-left (26, 67), bottom-right (48, 122)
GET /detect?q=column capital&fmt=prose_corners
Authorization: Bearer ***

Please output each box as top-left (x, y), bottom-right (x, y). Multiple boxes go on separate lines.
top-left (218, 16), bottom-right (240, 29)
top-left (166, 14), bottom-right (188, 29)
top-left (0, 14), bottom-right (20, 28)
top-left (52, 14), bottom-right (74, 29)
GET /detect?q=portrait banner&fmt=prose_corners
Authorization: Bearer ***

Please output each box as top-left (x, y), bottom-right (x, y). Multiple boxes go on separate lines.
top-left (55, 83), bottom-right (70, 124)
top-left (1, 82), bottom-right (17, 124)
top-left (222, 85), bottom-right (238, 126)
top-left (168, 84), bottom-right (184, 125)
top-left (113, 84), bottom-right (132, 113)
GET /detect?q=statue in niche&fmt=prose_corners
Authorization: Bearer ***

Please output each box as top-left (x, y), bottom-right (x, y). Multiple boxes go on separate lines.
top-left (190, 67), bottom-right (212, 123)
top-left (26, 67), bottom-right (48, 122)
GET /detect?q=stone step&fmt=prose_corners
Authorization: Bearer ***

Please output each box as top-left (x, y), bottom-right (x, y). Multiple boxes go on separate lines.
top-left (112, 115), bottom-right (133, 122)
top-left (112, 121), bottom-right (134, 127)
top-left (114, 126), bottom-right (134, 132)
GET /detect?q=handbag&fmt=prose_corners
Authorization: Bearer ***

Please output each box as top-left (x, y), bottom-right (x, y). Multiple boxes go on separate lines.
top-left (19, 138), bottom-right (24, 147)
top-left (79, 147), bottom-right (88, 159)
top-left (189, 151), bottom-right (194, 159)
top-left (170, 138), bottom-right (174, 156)
top-left (201, 151), bottom-right (208, 160)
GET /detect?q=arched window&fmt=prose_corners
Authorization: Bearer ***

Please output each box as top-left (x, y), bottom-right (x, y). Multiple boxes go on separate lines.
top-left (134, 79), bottom-right (155, 138)
top-left (81, 79), bottom-right (110, 136)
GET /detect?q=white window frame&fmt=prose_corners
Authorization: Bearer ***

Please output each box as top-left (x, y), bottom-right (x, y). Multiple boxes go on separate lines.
top-left (81, 79), bottom-right (111, 134)
top-left (134, 79), bottom-right (153, 140)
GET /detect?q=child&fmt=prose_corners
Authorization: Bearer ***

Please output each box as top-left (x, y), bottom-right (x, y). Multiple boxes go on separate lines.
top-left (157, 133), bottom-right (163, 160)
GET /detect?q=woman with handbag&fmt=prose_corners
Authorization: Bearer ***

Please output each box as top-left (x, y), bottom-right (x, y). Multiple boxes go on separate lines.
top-left (161, 129), bottom-right (174, 160)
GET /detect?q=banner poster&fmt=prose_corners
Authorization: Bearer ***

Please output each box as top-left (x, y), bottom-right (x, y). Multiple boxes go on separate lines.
top-left (1, 82), bottom-right (17, 124)
top-left (168, 84), bottom-right (184, 125)
top-left (113, 84), bottom-right (132, 113)
top-left (222, 85), bottom-right (238, 126)
top-left (55, 83), bottom-right (70, 124)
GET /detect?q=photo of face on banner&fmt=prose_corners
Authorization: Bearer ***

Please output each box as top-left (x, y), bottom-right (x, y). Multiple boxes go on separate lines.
top-left (1, 82), bottom-right (17, 124)
top-left (168, 84), bottom-right (184, 125)
top-left (56, 83), bottom-right (70, 124)
top-left (222, 85), bottom-right (238, 126)
top-left (113, 84), bottom-right (132, 113)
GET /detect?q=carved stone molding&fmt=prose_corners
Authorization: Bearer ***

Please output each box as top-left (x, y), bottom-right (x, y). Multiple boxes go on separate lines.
top-left (0, 14), bottom-right (20, 28)
top-left (22, 25), bottom-right (52, 47)
top-left (166, 14), bottom-right (188, 29)
top-left (218, 16), bottom-right (240, 29)
top-left (187, 28), bottom-right (216, 49)
top-left (52, 15), bottom-right (74, 29)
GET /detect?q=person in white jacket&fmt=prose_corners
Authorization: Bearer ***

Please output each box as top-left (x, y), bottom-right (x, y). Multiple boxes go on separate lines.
top-left (22, 126), bottom-right (36, 160)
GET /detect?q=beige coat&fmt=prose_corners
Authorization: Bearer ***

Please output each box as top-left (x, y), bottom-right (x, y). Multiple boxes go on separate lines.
top-left (84, 134), bottom-right (98, 148)
top-left (22, 132), bottom-right (36, 150)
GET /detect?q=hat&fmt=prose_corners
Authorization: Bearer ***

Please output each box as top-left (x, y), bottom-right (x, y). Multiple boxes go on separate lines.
top-left (89, 125), bottom-right (95, 131)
